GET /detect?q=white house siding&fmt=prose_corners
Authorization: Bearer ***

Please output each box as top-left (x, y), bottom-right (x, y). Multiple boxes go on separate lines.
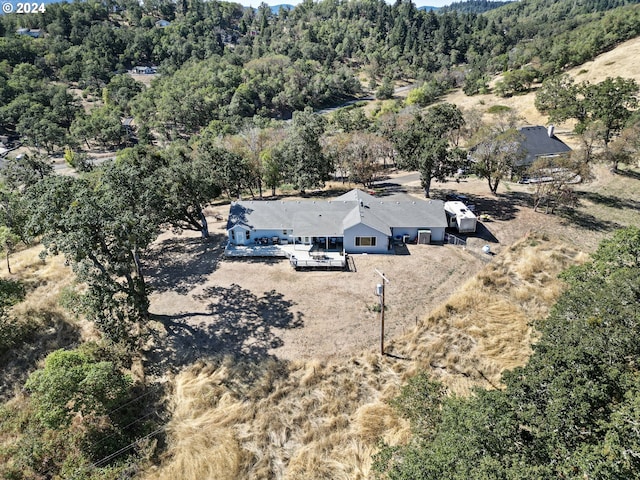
top-left (344, 223), bottom-right (391, 254)
top-left (391, 227), bottom-right (419, 243)
top-left (251, 228), bottom-right (292, 242)
top-left (390, 226), bottom-right (445, 244)
top-left (229, 225), bottom-right (250, 245)
top-left (426, 226), bottom-right (445, 243)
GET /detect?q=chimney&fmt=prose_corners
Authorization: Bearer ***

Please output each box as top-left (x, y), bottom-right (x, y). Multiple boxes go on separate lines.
top-left (548, 125), bottom-right (555, 138)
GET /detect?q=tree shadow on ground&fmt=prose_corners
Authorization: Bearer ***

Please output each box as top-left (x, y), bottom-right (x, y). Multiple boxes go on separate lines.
top-left (558, 208), bottom-right (622, 233)
top-left (473, 223), bottom-right (500, 243)
top-left (614, 168), bottom-right (640, 180)
top-left (144, 284), bottom-right (304, 374)
top-left (435, 190), bottom-right (532, 221)
top-left (578, 191), bottom-right (640, 211)
top-left (145, 233), bottom-right (226, 295)
top-left (445, 222), bottom-right (499, 245)
top-left (371, 182), bottom-right (409, 197)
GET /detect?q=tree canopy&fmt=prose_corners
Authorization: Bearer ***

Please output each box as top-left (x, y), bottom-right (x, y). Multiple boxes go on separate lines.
top-left (375, 226), bottom-right (640, 479)
top-left (536, 76), bottom-right (639, 145)
top-left (393, 103), bottom-right (465, 197)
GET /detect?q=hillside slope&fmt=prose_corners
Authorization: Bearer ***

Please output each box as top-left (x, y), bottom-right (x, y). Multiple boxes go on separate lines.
top-left (142, 35), bottom-right (640, 479)
top-left (144, 235), bottom-right (584, 480)
top-left (445, 35), bottom-right (640, 138)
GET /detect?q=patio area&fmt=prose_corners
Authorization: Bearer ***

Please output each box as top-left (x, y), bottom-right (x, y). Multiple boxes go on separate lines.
top-left (224, 243), bottom-right (347, 270)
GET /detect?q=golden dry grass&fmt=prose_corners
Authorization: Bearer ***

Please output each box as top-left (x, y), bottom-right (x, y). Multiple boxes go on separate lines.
top-left (0, 245), bottom-right (98, 400)
top-left (143, 233), bottom-right (584, 479)
top-left (1, 246), bottom-right (70, 327)
top-left (388, 234), bottom-right (586, 394)
top-left (445, 36), bottom-right (640, 146)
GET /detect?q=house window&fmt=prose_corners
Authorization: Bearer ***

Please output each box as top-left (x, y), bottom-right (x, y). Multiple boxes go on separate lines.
top-left (355, 236), bottom-right (377, 247)
top-left (283, 229), bottom-right (288, 235)
top-left (245, 230), bottom-right (250, 240)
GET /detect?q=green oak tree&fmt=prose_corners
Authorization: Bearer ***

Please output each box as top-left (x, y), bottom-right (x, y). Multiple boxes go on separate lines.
top-left (375, 227), bottom-right (640, 479)
top-left (160, 142), bottom-right (222, 237)
top-left (536, 76), bottom-right (639, 171)
top-left (470, 111), bottom-right (525, 195)
top-left (26, 148), bottom-right (165, 343)
top-left (1, 153), bottom-right (53, 190)
top-left (25, 348), bottom-right (132, 429)
top-left (393, 103), bottom-right (465, 197)
top-left (278, 107), bottom-right (330, 192)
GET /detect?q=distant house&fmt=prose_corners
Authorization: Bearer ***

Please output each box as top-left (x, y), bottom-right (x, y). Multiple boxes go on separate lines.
top-left (517, 125), bottom-right (572, 168)
top-left (155, 19), bottom-right (171, 28)
top-left (226, 189), bottom-right (447, 255)
top-left (132, 66), bottom-right (157, 75)
top-left (16, 28), bottom-right (42, 38)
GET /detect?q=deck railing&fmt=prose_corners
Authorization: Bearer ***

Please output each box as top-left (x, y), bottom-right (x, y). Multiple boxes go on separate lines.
top-left (290, 257), bottom-right (346, 269)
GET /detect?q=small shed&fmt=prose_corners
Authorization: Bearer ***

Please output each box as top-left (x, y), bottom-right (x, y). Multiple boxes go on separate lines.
top-left (444, 201), bottom-right (477, 233)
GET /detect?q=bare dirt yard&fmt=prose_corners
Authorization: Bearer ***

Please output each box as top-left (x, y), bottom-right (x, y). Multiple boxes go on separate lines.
top-left (144, 164), bottom-right (639, 369)
top-left (143, 38), bottom-right (640, 370)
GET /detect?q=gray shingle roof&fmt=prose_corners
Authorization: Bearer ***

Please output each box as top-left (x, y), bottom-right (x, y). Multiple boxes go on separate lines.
top-left (370, 199), bottom-right (447, 229)
top-left (227, 190), bottom-right (447, 236)
top-left (343, 204), bottom-right (392, 235)
top-left (335, 189), bottom-right (377, 203)
top-left (518, 126), bottom-right (572, 167)
top-left (292, 202), bottom-right (356, 236)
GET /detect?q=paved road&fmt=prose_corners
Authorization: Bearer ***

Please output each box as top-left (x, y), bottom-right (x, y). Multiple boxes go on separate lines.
top-left (314, 95), bottom-right (375, 116)
top-left (52, 155), bottom-right (115, 175)
top-left (315, 83), bottom-right (416, 116)
top-left (375, 172), bottom-right (420, 185)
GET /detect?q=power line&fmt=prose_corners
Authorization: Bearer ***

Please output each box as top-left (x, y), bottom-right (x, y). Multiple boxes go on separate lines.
top-left (105, 383), bottom-right (165, 417)
top-left (91, 426), bottom-right (166, 469)
top-left (90, 411), bottom-right (159, 450)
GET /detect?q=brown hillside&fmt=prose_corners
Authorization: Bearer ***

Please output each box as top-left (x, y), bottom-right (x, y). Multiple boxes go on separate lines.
top-left (445, 36), bottom-right (640, 142)
top-left (144, 234), bottom-right (585, 479)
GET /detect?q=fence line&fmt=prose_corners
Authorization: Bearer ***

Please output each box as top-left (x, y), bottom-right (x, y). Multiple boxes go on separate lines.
top-left (445, 233), bottom-right (467, 246)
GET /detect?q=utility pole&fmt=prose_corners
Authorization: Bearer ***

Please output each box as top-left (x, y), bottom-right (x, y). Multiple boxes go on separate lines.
top-left (375, 269), bottom-right (390, 355)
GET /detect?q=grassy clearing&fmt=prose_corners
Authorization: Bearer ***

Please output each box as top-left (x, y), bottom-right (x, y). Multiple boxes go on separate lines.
top-left (145, 233), bottom-right (584, 479)
top-left (388, 234), bottom-right (587, 394)
top-left (0, 245), bottom-right (85, 400)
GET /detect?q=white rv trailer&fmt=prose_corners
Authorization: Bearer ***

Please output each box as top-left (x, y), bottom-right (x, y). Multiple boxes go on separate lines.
top-left (444, 201), bottom-right (477, 233)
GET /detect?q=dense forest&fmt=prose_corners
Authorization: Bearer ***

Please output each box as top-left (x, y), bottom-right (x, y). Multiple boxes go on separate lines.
top-left (1, 0), bottom-right (640, 477)
top-left (1, 0), bottom-right (640, 142)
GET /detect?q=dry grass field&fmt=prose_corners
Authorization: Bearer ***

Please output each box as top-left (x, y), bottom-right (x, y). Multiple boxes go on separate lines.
top-left (141, 38), bottom-right (640, 478)
top-left (141, 159), bottom-right (638, 479)
top-left (142, 234), bottom-right (587, 480)
top-left (2, 37), bottom-right (640, 479)
top-left (0, 248), bottom-right (84, 400)
top-left (444, 36), bottom-right (640, 145)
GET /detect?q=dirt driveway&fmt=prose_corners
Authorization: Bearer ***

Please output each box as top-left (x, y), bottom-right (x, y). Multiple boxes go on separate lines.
top-left (144, 170), bottom-right (629, 369)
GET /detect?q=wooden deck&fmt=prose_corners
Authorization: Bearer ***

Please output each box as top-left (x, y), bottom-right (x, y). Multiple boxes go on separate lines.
top-left (224, 243), bottom-right (347, 270)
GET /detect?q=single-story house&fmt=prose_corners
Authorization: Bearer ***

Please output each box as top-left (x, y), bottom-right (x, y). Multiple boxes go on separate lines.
top-left (226, 189), bottom-right (447, 254)
top-left (16, 28), bottom-right (42, 38)
top-left (517, 125), bottom-right (572, 168)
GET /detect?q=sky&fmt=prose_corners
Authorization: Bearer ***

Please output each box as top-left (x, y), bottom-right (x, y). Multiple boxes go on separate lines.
top-left (244, 0), bottom-right (453, 8)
